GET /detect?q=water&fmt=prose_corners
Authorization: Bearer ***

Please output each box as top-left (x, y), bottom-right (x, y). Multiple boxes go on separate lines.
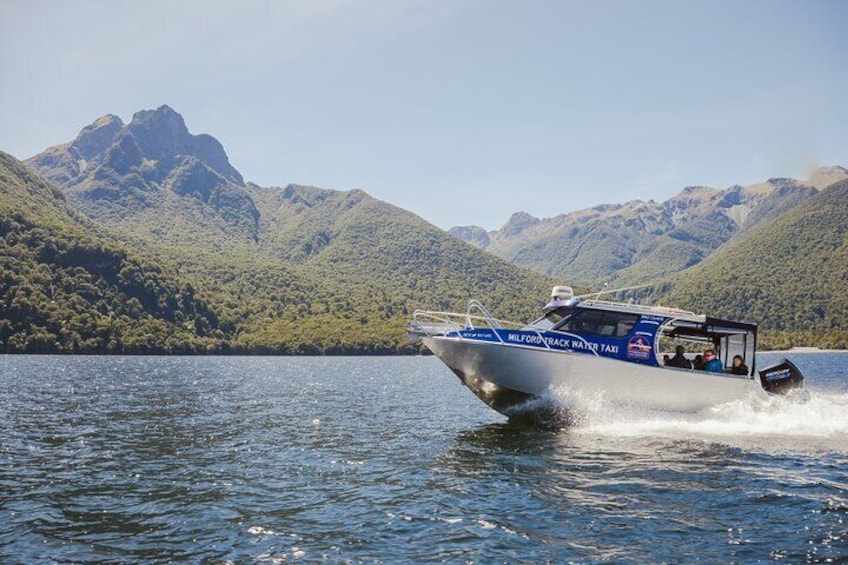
top-left (1, 353), bottom-right (847, 564)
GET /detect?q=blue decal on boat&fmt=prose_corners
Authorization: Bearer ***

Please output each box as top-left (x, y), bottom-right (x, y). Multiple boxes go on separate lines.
top-left (445, 313), bottom-right (664, 365)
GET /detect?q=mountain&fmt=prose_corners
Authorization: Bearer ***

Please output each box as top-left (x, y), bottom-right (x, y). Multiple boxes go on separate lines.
top-left (18, 104), bottom-right (843, 352)
top-left (661, 179), bottom-right (848, 349)
top-left (28, 105), bottom-right (259, 242)
top-left (251, 182), bottom-right (551, 307)
top-left (19, 106), bottom-right (556, 354)
top-left (450, 167), bottom-right (847, 285)
top-left (222, 182), bottom-right (560, 353)
top-left (0, 151), bottom-right (222, 353)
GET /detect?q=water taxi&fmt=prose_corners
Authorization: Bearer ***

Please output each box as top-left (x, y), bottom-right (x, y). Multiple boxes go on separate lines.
top-left (409, 286), bottom-right (804, 418)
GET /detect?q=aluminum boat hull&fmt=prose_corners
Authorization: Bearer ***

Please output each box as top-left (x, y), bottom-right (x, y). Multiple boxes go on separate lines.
top-left (423, 336), bottom-right (768, 416)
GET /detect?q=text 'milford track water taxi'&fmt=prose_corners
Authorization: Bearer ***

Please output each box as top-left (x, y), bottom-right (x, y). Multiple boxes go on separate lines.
top-left (409, 286), bottom-right (804, 418)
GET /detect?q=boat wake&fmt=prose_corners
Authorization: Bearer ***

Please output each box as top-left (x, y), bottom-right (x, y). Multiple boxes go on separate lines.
top-left (538, 385), bottom-right (848, 453)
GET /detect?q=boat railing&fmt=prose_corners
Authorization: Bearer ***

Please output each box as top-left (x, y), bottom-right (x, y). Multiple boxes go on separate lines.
top-left (581, 298), bottom-right (702, 320)
top-left (465, 299), bottom-right (502, 329)
top-left (409, 301), bottom-right (555, 349)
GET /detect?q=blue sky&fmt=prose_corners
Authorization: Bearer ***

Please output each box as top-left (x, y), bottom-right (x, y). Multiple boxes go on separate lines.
top-left (2, 0), bottom-right (846, 229)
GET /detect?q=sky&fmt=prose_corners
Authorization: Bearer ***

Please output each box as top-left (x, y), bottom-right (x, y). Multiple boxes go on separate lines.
top-left (1, 0), bottom-right (846, 230)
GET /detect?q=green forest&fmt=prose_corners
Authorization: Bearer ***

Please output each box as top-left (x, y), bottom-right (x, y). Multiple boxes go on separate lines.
top-left (1, 151), bottom-right (554, 354)
top-left (0, 153), bottom-right (223, 353)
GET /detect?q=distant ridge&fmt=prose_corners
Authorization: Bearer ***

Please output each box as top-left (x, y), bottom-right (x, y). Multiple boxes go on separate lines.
top-left (449, 167), bottom-right (847, 285)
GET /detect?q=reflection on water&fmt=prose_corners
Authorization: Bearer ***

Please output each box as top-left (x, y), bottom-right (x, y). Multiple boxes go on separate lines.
top-left (1, 354), bottom-right (847, 563)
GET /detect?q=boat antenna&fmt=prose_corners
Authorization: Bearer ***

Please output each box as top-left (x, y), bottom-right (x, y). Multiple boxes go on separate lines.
top-left (575, 283), bottom-right (654, 301)
top-left (593, 282), bottom-right (608, 300)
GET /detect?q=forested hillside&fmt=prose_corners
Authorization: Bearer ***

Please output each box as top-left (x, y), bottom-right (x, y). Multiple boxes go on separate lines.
top-left (662, 180), bottom-right (848, 349)
top-left (0, 152), bottom-right (222, 353)
top-left (13, 106), bottom-right (556, 354)
top-left (223, 183), bottom-right (556, 354)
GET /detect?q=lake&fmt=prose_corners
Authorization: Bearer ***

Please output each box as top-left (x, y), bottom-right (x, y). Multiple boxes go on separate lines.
top-left (1, 353), bottom-right (847, 563)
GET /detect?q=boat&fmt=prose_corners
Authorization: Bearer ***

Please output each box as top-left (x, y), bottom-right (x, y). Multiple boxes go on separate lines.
top-left (408, 285), bottom-right (805, 418)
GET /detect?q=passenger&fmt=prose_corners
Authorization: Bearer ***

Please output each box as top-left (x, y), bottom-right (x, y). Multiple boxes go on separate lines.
top-left (730, 354), bottom-right (749, 376)
top-left (704, 349), bottom-right (723, 373)
top-left (693, 355), bottom-right (705, 371)
top-left (662, 354), bottom-right (671, 366)
top-left (668, 345), bottom-right (692, 369)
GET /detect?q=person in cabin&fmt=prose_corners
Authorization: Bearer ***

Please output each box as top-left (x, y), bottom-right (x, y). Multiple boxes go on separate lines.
top-left (693, 355), bottom-right (706, 371)
top-left (662, 354), bottom-right (671, 366)
top-left (668, 345), bottom-right (692, 369)
top-left (704, 349), bottom-right (723, 373)
top-left (730, 354), bottom-right (749, 375)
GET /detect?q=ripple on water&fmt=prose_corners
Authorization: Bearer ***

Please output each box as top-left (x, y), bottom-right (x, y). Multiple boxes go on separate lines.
top-left (1, 354), bottom-right (847, 563)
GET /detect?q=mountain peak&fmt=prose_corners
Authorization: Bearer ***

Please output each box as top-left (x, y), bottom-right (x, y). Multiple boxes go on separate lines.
top-left (72, 114), bottom-right (124, 161)
top-left (26, 105), bottom-right (254, 238)
top-left (448, 225), bottom-right (491, 248)
top-left (680, 185), bottom-right (716, 195)
top-left (127, 105), bottom-right (192, 162)
top-left (807, 165), bottom-right (848, 190)
top-left (124, 105), bottom-right (243, 185)
top-left (92, 114), bottom-right (123, 128)
top-left (129, 104), bottom-right (185, 128)
top-left (500, 211), bottom-right (539, 237)
top-left (29, 105), bottom-right (245, 188)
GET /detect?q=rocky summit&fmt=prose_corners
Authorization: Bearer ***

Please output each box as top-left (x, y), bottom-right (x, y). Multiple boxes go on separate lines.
top-left (27, 105), bottom-right (258, 240)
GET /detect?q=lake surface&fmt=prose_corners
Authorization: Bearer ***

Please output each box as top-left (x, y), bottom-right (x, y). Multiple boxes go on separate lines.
top-left (2, 353), bottom-right (847, 563)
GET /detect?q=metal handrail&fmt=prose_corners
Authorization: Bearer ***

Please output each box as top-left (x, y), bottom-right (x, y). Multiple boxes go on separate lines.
top-left (411, 300), bottom-right (597, 354)
top-left (580, 298), bottom-right (702, 319)
top-left (410, 309), bottom-right (525, 336)
top-left (465, 299), bottom-right (502, 329)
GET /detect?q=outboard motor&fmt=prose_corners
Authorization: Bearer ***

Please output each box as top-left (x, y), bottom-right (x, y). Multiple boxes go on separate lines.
top-left (759, 358), bottom-right (805, 394)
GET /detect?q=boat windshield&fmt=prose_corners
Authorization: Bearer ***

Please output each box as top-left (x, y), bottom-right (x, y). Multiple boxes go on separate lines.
top-left (553, 309), bottom-right (639, 338)
top-left (529, 306), bottom-right (577, 330)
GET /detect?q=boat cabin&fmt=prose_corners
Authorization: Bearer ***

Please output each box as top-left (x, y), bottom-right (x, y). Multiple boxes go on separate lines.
top-left (534, 286), bottom-right (757, 377)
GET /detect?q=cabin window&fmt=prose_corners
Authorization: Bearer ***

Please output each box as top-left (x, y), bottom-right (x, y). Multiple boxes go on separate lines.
top-left (555, 310), bottom-right (638, 338)
top-left (530, 306), bottom-right (577, 330)
top-left (544, 306), bottom-right (576, 326)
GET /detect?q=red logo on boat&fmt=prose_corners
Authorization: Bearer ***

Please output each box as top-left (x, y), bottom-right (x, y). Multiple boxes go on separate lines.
top-left (626, 336), bottom-right (653, 360)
